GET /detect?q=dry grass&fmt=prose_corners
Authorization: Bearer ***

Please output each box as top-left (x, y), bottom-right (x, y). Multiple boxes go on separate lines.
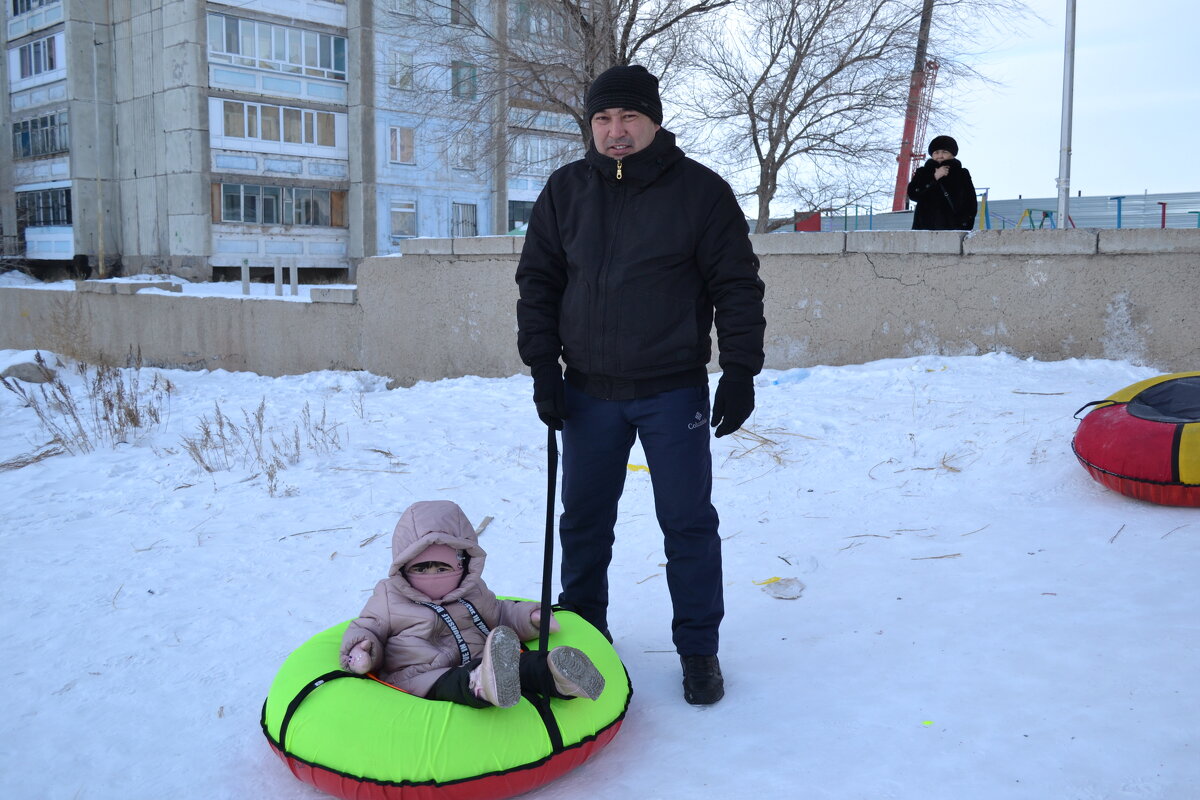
top-left (2, 350), bottom-right (343, 496)
top-left (47, 295), bottom-right (92, 363)
top-left (179, 398), bottom-right (344, 497)
top-left (723, 425), bottom-right (814, 466)
top-left (0, 443), bottom-right (66, 472)
top-left (1, 350), bottom-right (173, 454)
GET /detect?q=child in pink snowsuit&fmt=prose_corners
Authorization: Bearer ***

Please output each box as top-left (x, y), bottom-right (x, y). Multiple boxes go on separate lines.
top-left (340, 500), bottom-right (604, 708)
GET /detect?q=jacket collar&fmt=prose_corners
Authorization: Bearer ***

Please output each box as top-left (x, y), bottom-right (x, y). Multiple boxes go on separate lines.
top-left (925, 157), bottom-right (963, 170)
top-left (586, 128), bottom-right (683, 187)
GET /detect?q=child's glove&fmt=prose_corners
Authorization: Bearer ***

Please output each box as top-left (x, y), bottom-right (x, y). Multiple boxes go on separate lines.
top-left (345, 640), bottom-right (374, 674)
top-left (530, 607), bottom-right (561, 633)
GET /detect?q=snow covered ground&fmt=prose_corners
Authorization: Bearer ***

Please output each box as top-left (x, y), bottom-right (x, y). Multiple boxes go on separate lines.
top-left (1, 341), bottom-right (1196, 799)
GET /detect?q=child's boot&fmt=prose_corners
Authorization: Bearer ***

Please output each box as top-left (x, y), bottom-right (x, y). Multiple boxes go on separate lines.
top-left (468, 626), bottom-right (521, 708)
top-left (546, 646), bottom-right (605, 700)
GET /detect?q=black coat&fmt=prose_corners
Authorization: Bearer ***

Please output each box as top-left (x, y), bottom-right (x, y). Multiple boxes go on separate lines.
top-left (515, 129), bottom-right (765, 399)
top-left (907, 158), bottom-right (978, 230)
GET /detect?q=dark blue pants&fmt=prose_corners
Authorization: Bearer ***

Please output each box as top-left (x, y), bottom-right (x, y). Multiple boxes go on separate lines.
top-left (559, 381), bottom-right (723, 655)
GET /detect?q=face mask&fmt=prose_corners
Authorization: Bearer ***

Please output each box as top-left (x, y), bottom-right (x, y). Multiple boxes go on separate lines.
top-left (405, 565), bottom-right (464, 602)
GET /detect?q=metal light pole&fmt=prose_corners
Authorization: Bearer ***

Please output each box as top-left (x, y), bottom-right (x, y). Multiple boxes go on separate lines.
top-left (1055, 0), bottom-right (1077, 225)
top-left (92, 21), bottom-right (105, 277)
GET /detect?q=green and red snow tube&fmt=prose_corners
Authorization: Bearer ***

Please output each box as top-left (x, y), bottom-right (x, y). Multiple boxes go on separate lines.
top-left (262, 609), bottom-right (630, 800)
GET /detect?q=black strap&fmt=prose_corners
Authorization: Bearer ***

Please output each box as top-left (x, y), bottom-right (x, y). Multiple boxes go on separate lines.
top-left (939, 183), bottom-right (958, 214)
top-left (456, 598), bottom-right (493, 639)
top-left (1073, 399), bottom-right (1114, 419)
top-left (525, 425), bottom-right (564, 752)
top-left (418, 599), bottom-right (493, 666)
top-left (277, 670), bottom-right (358, 752)
top-left (539, 426), bottom-right (558, 653)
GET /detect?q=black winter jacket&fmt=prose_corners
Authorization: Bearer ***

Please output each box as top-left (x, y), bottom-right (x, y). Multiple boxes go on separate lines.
top-left (515, 129), bottom-right (765, 400)
top-left (907, 158), bottom-right (978, 230)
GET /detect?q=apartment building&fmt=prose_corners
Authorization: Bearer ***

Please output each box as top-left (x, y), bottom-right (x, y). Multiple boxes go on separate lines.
top-left (2, 0), bottom-right (579, 279)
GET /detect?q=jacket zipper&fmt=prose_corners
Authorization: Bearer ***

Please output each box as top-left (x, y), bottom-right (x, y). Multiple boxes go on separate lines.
top-left (597, 180), bottom-right (626, 381)
top-left (616, 160), bottom-right (622, 180)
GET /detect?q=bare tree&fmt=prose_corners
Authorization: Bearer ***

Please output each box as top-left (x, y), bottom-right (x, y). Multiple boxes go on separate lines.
top-left (380, 0), bottom-right (733, 173)
top-left (681, 0), bottom-right (1028, 232)
top-left (680, 0), bottom-right (923, 232)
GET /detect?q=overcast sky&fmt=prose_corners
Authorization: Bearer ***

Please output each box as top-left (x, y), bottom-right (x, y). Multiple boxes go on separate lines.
top-left (943, 0), bottom-right (1199, 201)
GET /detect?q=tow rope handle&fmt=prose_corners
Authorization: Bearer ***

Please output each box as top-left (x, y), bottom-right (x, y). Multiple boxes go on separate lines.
top-left (538, 425), bottom-right (558, 654)
top-left (526, 426), bottom-right (566, 752)
top-left (1073, 399), bottom-right (1115, 419)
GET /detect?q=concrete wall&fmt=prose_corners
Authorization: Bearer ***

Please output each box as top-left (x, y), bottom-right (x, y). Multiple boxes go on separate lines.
top-left (1, 229), bottom-right (1197, 382)
top-left (755, 228), bottom-right (1200, 371)
top-left (359, 236), bottom-right (525, 385)
top-left (0, 282), bottom-right (361, 374)
top-left (361, 229), bottom-right (1200, 385)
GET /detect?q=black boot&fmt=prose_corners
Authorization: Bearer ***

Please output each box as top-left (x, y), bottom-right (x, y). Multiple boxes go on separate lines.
top-left (517, 647), bottom-right (605, 700)
top-left (680, 654), bottom-right (724, 705)
top-left (429, 661), bottom-right (490, 708)
top-left (519, 650), bottom-right (570, 700)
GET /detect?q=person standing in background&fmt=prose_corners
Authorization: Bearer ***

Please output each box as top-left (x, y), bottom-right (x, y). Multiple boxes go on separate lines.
top-left (908, 135), bottom-right (979, 230)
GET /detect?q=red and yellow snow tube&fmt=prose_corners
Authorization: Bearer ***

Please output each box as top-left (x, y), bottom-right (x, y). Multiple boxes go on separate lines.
top-left (262, 608), bottom-right (630, 800)
top-left (1072, 372), bottom-right (1200, 507)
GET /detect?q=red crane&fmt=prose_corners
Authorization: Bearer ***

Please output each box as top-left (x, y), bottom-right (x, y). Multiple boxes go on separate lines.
top-left (892, 0), bottom-right (937, 212)
top-left (892, 60), bottom-right (939, 211)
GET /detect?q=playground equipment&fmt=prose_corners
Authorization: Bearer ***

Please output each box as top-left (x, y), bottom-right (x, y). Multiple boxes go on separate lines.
top-left (1110, 196), bottom-right (1126, 228)
top-left (1015, 208), bottom-right (1076, 229)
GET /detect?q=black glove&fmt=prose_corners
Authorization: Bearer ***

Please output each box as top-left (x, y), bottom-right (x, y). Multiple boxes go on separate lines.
top-left (531, 363), bottom-right (567, 431)
top-left (711, 367), bottom-right (755, 438)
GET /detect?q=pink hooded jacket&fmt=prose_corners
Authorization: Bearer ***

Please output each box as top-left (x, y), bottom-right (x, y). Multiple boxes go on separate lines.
top-left (339, 500), bottom-right (541, 697)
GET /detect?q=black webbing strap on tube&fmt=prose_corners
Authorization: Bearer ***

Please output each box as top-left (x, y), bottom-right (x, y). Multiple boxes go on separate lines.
top-left (529, 425), bottom-right (564, 753)
top-left (277, 670), bottom-right (359, 752)
top-left (538, 425), bottom-right (558, 653)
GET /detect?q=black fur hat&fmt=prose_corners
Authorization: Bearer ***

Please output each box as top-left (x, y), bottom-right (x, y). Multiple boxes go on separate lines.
top-left (928, 135), bottom-right (959, 156)
top-left (585, 65), bottom-right (663, 124)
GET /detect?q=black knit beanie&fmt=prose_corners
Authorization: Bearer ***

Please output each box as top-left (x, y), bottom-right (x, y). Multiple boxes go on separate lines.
top-left (585, 65), bottom-right (663, 124)
top-left (928, 135), bottom-right (959, 156)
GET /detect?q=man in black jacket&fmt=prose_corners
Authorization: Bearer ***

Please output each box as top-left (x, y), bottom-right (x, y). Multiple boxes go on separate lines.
top-left (515, 65), bottom-right (766, 706)
top-left (907, 135), bottom-right (979, 230)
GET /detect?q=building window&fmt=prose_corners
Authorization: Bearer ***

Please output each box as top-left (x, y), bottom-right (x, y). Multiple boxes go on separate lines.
top-left (222, 100), bottom-right (336, 147)
top-left (390, 201), bottom-right (417, 238)
top-left (390, 0), bottom-right (417, 15)
top-left (452, 202), bottom-right (478, 237)
top-left (389, 126), bottom-right (415, 164)
top-left (450, 132), bottom-right (475, 170)
top-left (15, 187), bottom-right (71, 228)
top-left (217, 183), bottom-right (346, 227)
top-left (450, 0), bottom-right (474, 25)
top-left (510, 0), bottom-right (561, 40)
top-left (508, 200), bottom-right (535, 233)
top-left (12, 0), bottom-right (60, 17)
top-left (389, 51), bottom-right (414, 90)
top-left (512, 131), bottom-right (575, 178)
top-left (207, 14), bottom-right (347, 81)
top-left (18, 35), bottom-right (56, 79)
top-left (12, 110), bottom-right (69, 159)
top-left (451, 61), bottom-right (477, 100)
